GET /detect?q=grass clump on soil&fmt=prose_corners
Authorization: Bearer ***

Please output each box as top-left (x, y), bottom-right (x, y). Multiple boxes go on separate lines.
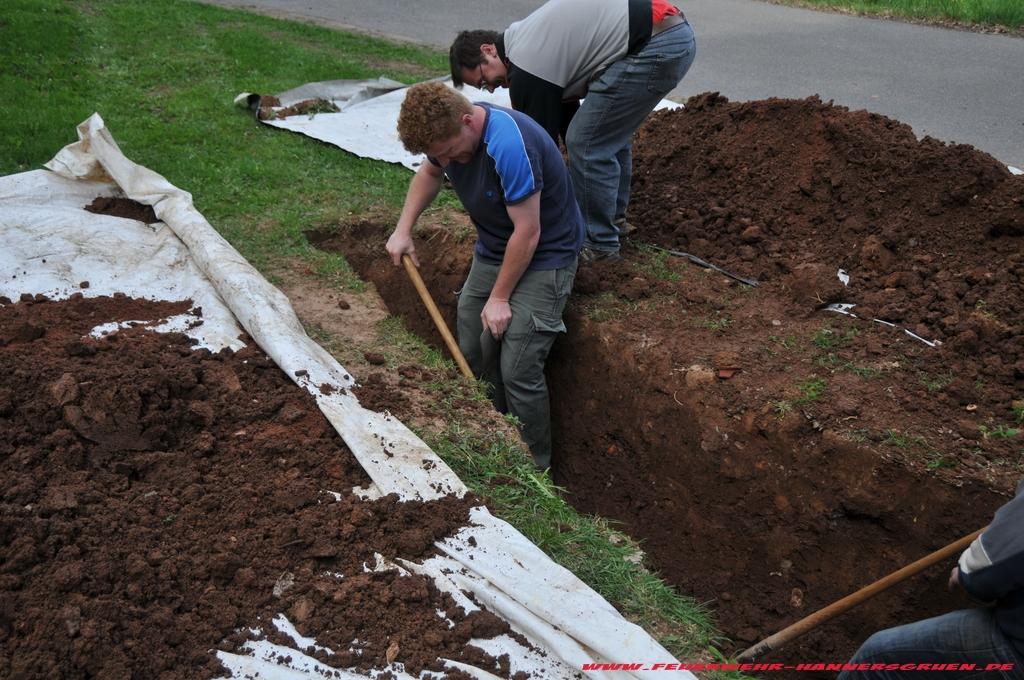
top-left (699, 312), bottom-right (732, 332)
top-left (883, 428), bottom-right (928, 449)
top-left (979, 423), bottom-right (1020, 440)
top-left (767, 334), bottom-right (799, 352)
top-left (576, 291), bottom-right (640, 322)
top-left (811, 325), bottom-right (856, 349)
top-left (845, 362), bottom-right (880, 379)
top-left (0, 0), bottom-right (735, 666)
top-left (775, 0), bottom-right (1023, 31)
top-left (635, 243), bottom-right (684, 282)
top-left (919, 371), bottom-right (955, 393)
top-left (771, 399), bottom-right (795, 417)
top-left (794, 376), bottom-right (828, 404)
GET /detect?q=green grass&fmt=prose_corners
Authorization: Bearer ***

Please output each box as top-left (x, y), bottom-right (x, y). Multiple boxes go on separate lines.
top-left (576, 291), bottom-right (639, 322)
top-left (845, 362), bottom-right (880, 379)
top-left (376, 316), bottom-right (452, 372)
top-left (919, 371), bottom-right (954, 393)
top-left (0, 0), bottom-right (444, 279)
top-left (811, 327), bottom-right (837, 349)
top-left (811, 325), bottom-right (857, 349)
top-left (779, 0), bottom-right (1024, 30)
top-left (700, 312), bottom-right (732, 332)
top-left (979, 423), bottom-right (1021, 440)
top-left (767, 334), bottom-right (798, 351)
top-left (770, 399), bottom-right (795, 417)
top-left (1015, 403), bottom-right (1024, 424)
top-left (794, 376), bottom-right (828, 405)
top-left (635, 244), bottom-right (683, 282)
top-left (883, 429), bottom-right (929, 449)
top-left (926, 452), bottom-right (957, 470)
top-left (0, 0), bottom-right (732, 662)
top-left (844, 428), bottom-right (871, 443)
top-left (883, 429), bottom-right (912, 448)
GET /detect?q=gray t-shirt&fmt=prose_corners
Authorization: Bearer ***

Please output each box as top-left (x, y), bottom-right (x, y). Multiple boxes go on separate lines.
top-left (504, 0), bottom-right (649, 99)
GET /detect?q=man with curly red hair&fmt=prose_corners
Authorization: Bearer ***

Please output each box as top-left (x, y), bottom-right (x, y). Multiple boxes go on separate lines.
top-left (386, 82), bottom-right (584, 470)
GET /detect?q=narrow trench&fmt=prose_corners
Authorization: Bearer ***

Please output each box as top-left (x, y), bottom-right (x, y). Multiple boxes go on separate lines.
top-left (310, 221), bottom-right (1006, 678)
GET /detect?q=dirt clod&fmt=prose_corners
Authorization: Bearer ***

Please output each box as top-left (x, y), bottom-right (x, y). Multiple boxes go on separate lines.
top-left (84, 196), bottom-right (159, 224)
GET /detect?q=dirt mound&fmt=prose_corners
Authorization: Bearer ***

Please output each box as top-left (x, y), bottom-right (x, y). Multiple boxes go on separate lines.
top-left (0, 295), bottom-right (509, 679)
top-left (631, 93), bottom-right (1023, 367)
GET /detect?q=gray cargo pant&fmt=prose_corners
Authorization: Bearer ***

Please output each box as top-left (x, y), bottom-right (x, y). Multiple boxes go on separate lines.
top-left (457, 256), bottom-right (578, 469)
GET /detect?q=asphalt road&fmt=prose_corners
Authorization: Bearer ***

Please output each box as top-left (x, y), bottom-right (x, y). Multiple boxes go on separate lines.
top-left (200, 0), bottom-right (1024, 167)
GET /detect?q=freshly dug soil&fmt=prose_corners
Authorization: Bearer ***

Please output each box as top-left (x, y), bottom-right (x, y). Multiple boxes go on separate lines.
top-left (314, 94), bottom-right (1022, 675)
top-left (631, 93), bottom-right (1023, 366)
top-left (84, 196), bottom-right (159, 224)
top-left (0, 295), bottom-right (511, 679)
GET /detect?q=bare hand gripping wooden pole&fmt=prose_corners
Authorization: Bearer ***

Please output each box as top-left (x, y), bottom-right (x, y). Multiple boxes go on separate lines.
top-left (401, 254), bottom-right (474, 380)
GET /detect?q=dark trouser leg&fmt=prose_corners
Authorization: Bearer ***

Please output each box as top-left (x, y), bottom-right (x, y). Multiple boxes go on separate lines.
top-left (456, 257), bottom-right (577, 469)
top-left (837, 609), bottom-right (1023, 680)
top-left (498, 261), bottom-right (576, 469)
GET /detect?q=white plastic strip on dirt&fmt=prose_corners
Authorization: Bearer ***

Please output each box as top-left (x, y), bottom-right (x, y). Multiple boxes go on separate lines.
top-left (238, 78), bottom-right (682, 171)
top-left (0, 114), bottom-right (690, 680)
top-left (828, 271), bottom-right (940, 347)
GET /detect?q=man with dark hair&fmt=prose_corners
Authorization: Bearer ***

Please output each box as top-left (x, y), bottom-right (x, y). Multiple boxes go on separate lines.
top-left (449, 0), bottom-right (696, 262)
top-left (837, 481), bottom-right (1024, 679)
top-left (386, 82), bottom-right (584, 470)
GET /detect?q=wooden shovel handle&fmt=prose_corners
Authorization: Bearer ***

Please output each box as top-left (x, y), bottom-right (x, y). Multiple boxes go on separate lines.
top-left (401, 255), bottom-right (474, 379)
top-left (736, 527), bottom-right (985, 661)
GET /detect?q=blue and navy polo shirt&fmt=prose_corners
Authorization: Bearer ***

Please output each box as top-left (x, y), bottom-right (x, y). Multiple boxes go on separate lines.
top-left (429, 103), bottom-right (584, 270)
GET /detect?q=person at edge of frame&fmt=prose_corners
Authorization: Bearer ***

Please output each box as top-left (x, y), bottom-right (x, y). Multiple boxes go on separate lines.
top-left (448, 0), bottom-right (696, 262)
top-left (384, 82), bottom-right (584, 471)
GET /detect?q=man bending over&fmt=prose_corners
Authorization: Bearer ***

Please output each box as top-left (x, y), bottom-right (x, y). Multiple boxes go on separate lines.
top-left (386, 82), bottom-right (584, 470)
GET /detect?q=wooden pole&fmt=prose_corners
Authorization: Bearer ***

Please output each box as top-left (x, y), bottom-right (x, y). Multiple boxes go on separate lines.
top-left (736, 527), bottom-right (985, 661)
top-left (401, 255), bottom-right (474, 380)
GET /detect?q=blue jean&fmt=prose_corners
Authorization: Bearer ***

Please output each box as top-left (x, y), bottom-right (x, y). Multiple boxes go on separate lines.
top-left (566, 20), bottom-right (696, 253)
top-left (837, 608), bottom-right (1023, 680)
top-left (456, 257), bottom-right (577, 469)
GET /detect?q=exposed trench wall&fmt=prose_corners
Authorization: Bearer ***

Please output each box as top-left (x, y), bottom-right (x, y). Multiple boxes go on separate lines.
top-left (315, 223), bottom-right (1007, 675)
top-left (547, 318), bottom-right (999, 666)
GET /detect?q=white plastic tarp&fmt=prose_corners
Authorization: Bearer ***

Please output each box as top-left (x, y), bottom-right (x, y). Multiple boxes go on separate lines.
top-left (237, 78), bottom-right (683, 171)
top-left (0, 114), bottom-right (693, 680)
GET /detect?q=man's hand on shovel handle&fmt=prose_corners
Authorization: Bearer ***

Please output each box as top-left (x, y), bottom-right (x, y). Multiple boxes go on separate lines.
top-left (386, 230), bottom-right (419, 267)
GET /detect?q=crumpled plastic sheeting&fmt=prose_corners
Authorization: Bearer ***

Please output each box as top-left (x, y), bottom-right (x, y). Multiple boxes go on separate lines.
top-left (3, 114), bottom-right (694, 680)
top-left (0, 171), bottom-right (247, 351)
top-left (273, 76), bottom-right (409, 109)
top-left (239, 78), bottom-right (682, 171)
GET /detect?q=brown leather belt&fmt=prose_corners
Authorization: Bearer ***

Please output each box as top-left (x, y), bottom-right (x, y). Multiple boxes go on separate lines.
top-left (652, 11), bottom-right (685, 37)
